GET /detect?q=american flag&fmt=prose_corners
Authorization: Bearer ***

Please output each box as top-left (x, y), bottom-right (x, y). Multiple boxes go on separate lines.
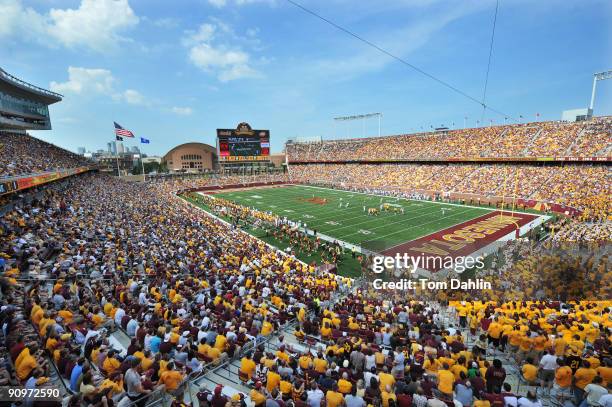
top-left (114, 122), bottom-right (134, 138)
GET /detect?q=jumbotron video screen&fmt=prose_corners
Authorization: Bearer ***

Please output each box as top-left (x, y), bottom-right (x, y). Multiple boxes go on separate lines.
top-left (217, 122), bottom-right (270, 162)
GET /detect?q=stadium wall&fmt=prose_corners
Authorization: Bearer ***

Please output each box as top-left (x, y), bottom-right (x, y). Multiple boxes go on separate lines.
top-left (0, 166), bottom-right (94, 196)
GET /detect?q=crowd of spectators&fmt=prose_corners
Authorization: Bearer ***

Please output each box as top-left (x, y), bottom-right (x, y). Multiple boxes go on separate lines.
top-left (0, 127), bottom-right (609, 407)
top-left (0, 131), bottom-right (90, 178)
top-left (0, 173), bottom-right (346, 406)
top-left (241, 287), bottom-right (611, 407)
top-left (0, 169), bottom-right (609, 407)
top-left (286, 118), bottom-right (611, 162)
top-left (567, 118), bottom-right (612, 157)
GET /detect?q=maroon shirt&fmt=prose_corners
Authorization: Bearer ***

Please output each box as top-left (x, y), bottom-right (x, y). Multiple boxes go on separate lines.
top-left (10, 342), bottom-right (25, 362)
top-left (397, 394), bottom-right (412, 407)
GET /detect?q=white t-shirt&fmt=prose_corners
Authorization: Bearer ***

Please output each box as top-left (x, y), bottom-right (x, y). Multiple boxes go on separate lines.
top-left (584, 383), bottom-right (608, 406)
top-left (598, 394), bottom-right (612, 407)
top-left (517, 397), bottom-right (542, 407)
top-left (307, 389), bottom-right (324, 407)
top-left (539, 354), bottom-right (558, 370)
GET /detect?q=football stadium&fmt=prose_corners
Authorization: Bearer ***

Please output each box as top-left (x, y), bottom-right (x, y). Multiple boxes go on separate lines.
top-left (0, 1), bottom-right (610, 407)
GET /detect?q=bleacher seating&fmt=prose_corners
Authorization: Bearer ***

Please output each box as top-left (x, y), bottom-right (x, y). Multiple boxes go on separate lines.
top-left (0, 131), bottom-right (90, 178)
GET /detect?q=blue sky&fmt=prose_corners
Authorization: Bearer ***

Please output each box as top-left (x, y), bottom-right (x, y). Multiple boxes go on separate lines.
top-left (1, 0), bottom-right (611, 155)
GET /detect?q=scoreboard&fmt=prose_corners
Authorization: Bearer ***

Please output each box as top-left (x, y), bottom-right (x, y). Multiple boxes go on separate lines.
top-left (217, 122), bottom-right (270, 162)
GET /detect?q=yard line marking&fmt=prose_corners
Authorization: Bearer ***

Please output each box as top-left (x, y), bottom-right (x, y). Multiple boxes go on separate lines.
top-left (322, 203), bottom-right (480, 234)
top-left (213, 186), bottom-right (487, 244)
top-left (343, 206), bottom-right (481, 241)
top-left (296, 184), bottom-right (537, 216)
top-left (220, 186), bottom-right (435, 227)
top-left (211, 185), bottom-right (501, 247)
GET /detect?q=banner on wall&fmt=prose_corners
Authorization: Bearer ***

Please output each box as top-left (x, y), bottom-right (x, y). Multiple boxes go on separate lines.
top-left (0, 167), bottom-right (91, 196)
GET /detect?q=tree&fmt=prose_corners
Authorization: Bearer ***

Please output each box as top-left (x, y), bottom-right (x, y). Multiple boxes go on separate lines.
top-left (132, 161), bottom-right (165, 175)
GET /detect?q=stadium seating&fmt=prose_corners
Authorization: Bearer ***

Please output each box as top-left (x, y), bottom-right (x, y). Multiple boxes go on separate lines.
top-left (286, 117), bottom-right (612, 162)
top-left (288, 163), bottom-right (610, 221)
top-left (0, 131), bottom-right (90, 178)
top-left (0, 126), bottom-right (610, 407)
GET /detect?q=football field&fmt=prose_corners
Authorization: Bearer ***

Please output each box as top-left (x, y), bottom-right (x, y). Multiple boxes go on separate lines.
top-left (204, 184), bottom-right (542, 258)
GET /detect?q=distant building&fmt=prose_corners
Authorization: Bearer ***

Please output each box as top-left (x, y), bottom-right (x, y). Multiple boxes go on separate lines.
top-left (98, 155), bottom-right (134, 176)
top-left (107, 142), bottom-right (116, 154)
top-left (117, 142), bottom-right (125, 154)
top-left (143, 156), bottom-right (162, 164)
top-left (131, 146), bottom-right (140, 154)
top-left (562, 108), bottom-right (593, 122)
top-left (77, 147), bottom-right (86, 155)
top-left (162, 142), bottom-right (217, 173)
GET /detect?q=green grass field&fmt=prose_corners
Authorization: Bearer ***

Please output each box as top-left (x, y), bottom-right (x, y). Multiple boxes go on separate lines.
top-left (208, 184), bottom-right (495, 251)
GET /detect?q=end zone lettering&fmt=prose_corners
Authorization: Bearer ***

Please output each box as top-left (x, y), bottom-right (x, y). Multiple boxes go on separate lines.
top-left (382, 211), bottom-right (538, 272)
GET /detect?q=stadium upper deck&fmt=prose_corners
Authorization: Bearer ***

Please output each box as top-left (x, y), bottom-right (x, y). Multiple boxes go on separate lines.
top-left (0, 68), bottom-right (90, 188)
top-left (286, 117), bottom-right (612, 162)
top-left (0, 131), bottom-right (90, 179)
top-left (0, 67), bottom-right (62, 131)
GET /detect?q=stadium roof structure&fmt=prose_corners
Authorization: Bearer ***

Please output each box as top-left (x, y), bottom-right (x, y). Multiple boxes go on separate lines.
top-left (0, 67), bottom-right (63, 131)
top-left (0, 68), bottom-right (62, 105)
top-left (164, 142), bottom-right (217, 157)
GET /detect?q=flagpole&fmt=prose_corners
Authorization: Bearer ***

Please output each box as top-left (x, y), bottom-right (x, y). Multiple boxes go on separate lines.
top-left (115, 140), bottom-right (120, 177)
top-left (141, 154), bottom-right (145, 182)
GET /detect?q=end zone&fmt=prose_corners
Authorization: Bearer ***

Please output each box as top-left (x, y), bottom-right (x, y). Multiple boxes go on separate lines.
top-left (381, 210), bottom-right (542, 272)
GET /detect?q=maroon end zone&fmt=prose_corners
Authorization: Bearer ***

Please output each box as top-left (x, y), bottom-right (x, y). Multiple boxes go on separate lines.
top-left (381, 210), bottom-right (539, 272)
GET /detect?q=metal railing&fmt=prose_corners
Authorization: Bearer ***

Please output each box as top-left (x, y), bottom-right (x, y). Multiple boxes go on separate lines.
top-left (0, 68), bottom-right (63, 99)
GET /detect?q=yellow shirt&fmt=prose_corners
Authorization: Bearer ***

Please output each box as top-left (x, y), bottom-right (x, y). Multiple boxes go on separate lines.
top-left (251, 390), bottom-right (266, 405)
top-left (437, 369), bottom-right (454, 394)
top-left (338, 378), bottom-right (352, 394)
top-left (299, 355), bottom-right (312, 370)
top-left (450, 364), bottom-right (467, 380)
top-left (378, 372), bottom-right (395, 393)
top-left (280, 380), bottom-right (292, 395)
top-left (103, 357), bottom-right (121, 374)
top-left (16, 350), bottom-right (37, 380)
top-left (159, 370), bottom-right (184, 391)
top-left (261, 321), bottom-right (273, 336)
top-left (208, 347), bottom-right (221, 361)
top-left (488, 322), bottom-right (503, 339)
top-left (240, 358), bottom-right (256, 378)
top-left (555, 366), bottom-right (572, 388)
top-left (266, 371), bottom-right (281, 392)
top-left (214, 335), bottom-right (227, 350)
top-left (381, 391), bottom-right (397, 407)
top-left (326, 391), bottom-right (344, 407)
top-left (522, 364), bottom-right (538, 382)
top-left (313, 358), bottom-right (328, 373)
top-left (574, 367), bottom-right (596, 389)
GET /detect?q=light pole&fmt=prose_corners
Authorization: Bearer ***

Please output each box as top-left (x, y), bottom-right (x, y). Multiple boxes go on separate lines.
top-left (590, 70), bottom-right (612, 112)
top-left (333, 113), bottom-right (383, 138)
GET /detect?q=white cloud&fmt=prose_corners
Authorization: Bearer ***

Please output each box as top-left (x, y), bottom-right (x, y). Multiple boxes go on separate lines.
top-left (50, 67), bottom-right (116, 95)
top-left (0, 0), bottom-right (138, 52)
top-left (122, 89), bottom-right (146, 105)
top-left (0, 0), bottom-right (46, 39)
top-left (50, 67), bottom-right (148, 107)
top-left (183, 23), bottom-right (216, 46)
top-left (171, 107), bottom-right (193, 116)
top-left (184, 21), bottom-right (261, 82)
